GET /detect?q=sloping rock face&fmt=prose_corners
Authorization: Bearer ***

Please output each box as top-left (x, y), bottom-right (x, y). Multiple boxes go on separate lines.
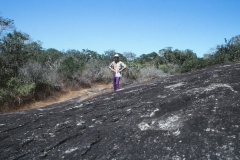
top-left (1, 62), bottom-right (240, 160)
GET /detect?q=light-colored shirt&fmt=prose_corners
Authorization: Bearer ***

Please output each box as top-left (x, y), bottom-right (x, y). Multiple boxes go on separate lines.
top-left (109, 61), bottom-right (126, 77)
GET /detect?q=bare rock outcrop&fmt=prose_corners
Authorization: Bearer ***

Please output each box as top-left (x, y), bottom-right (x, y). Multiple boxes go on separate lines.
top-left (1, 62), bottom-right (240, 159)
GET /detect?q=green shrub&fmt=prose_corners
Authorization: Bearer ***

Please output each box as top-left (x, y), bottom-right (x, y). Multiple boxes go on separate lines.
top-left (0, 77), bottom-right (35, 110)
top-left (6, 77), bottom-right (35, 96)
top-left (159, 64), bottom-right (179, 74)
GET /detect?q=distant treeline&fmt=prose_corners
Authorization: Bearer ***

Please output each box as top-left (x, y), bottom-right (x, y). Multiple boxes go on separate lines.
top-left (1, 16), bottom-right (240, 111)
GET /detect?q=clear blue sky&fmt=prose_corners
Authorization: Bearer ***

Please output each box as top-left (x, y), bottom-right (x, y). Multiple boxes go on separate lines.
top-left (1, 0), bottom-right (240, 57)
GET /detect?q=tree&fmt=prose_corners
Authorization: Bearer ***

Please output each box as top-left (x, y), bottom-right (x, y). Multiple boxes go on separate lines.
top-left (179, 50), bottom-right (198, 72)
top-left (226, 35), bottom-right (240, 61)
top-left (211, 35), bottom-right (240, 64)
top-left (82, 49), bottom-right (100, 62)
top-left (159, 47), bottom-right (173, 63)
top-left (104, 50), bottom-right (127, 63)
top-left (123, 52), bottom-right (136, 79)
top-left (123, 52), bottom-right (136, 61)
top-left (134, 52), bottom-right (164, 68)
top-left (0, 31), bottom-right (29, 77)
top-left (0, 16), bottom-right (14, 36)
top-left (59, 50), bottom-right (86, 77)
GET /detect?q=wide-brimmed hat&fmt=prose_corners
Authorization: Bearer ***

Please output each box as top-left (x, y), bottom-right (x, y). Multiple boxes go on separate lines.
top-left (114, 54), bottom-right (119, 58)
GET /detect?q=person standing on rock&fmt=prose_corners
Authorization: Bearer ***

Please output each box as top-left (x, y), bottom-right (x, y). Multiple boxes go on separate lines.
top-left (109, 54), bottom-right (127, 91)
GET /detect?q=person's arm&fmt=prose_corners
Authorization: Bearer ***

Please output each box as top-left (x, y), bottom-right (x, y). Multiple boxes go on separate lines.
top-left (110, 67), bottom-right (115, 72)
top-left (119, 62), bottom-right (127, 72)
top-left (109, 62), bottom-right (115, 72)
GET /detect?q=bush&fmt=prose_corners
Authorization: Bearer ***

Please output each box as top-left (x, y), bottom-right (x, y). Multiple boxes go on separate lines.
top-left (180, 58), bottom-right (199, 73)
top-left (159, 63), bottom-right (179, 75)
top-left (18, 61), bottom-right (63, 101)
top-left (6, 78), bottom-right (35, 96)
top-left (125, 67), bottom-right (139, 80)
top-left (20, 61), bottom-right (62, 88)
top-left (0, 77), bottom-right (35, 111)
top-left (79, 59), bottom-right (112, 86)
top-left (139, 66), bottom-right (167, 79)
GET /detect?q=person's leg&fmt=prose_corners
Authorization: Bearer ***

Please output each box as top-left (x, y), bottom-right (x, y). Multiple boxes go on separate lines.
top-left (115, 77), bottom-right (121, 90)
top-left (112, 73), bottom-right (117, 91)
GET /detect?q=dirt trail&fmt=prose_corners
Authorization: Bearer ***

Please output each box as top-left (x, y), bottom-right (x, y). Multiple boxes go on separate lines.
top-left (19, 83), bottom-right (113, 111)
